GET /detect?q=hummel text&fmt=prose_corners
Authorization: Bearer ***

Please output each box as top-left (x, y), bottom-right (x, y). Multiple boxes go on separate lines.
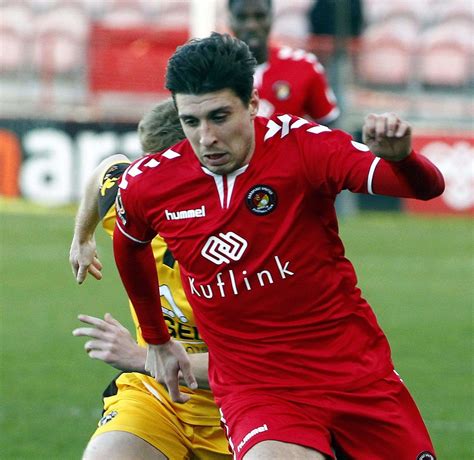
top-left (165, 205), bottom-right (206, 220)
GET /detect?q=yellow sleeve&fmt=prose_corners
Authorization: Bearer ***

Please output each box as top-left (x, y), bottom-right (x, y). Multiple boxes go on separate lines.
top-left (98, 160), bottom-right (131, 237)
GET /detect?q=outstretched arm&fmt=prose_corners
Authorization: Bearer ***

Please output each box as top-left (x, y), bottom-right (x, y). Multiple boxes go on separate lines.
top-left (69, 154), bottom-right (129, 284)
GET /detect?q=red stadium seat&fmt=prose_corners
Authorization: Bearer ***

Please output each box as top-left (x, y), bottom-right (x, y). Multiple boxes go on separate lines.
top-left (357, 18), bottom-right (418, 86)
top-left (32, 4), bottom-right (89, 75)
top-left (0, 4), bottom-right (32, 73)
top-left (418, 21), bottom-right (473, 87)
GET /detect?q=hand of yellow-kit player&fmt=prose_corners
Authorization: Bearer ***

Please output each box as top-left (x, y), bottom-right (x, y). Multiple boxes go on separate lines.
top-left (362, 112), bottom-right (412, 162)
top-left (146, 340), bottom-right (198, 403)
top-left (73, 313), bottom-right (146, 372)
top-left (69, 235), bottom-right (103, 284)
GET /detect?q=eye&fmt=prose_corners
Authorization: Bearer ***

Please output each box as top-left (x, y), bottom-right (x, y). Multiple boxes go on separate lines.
top-left (212, 114), bottom-right (228, 123)
top-left (182, 118), bottom-right (198, 127)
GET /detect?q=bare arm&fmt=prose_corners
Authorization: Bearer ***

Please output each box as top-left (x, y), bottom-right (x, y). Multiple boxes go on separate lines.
top-left (69, 154), bottom-right (129, 284)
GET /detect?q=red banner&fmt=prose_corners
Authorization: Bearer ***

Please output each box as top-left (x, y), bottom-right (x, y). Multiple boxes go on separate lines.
top-left (89, 24), bottom-right (189, 94)
top-left (405, 131), bottom-right (474, 215)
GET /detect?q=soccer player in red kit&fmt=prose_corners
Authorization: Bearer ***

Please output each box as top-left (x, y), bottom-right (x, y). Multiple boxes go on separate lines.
top-left (228, 0), bottom-right (339, 123)
top-left (113, 33), bottom-right (443, 460)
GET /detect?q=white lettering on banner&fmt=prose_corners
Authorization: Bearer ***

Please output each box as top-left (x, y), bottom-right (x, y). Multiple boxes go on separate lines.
top-left (188, 255), bottom-right (294, 298)
top-left (20, 129), bottom-right (73, 205)
top-left (77, 130), bottom-right (140, 194)
top-left (18, 127), bottom-right (141, 204)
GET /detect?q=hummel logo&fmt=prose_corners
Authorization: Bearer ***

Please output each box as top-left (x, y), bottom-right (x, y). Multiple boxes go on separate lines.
top-left (165, 205), bottom-right (206, 220)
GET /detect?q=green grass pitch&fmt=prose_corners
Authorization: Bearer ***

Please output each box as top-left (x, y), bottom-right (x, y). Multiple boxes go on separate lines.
top-left (0, 203), bottom-right (472, 459)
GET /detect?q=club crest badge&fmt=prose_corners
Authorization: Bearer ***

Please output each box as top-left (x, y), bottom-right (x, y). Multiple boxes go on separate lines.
top-left (98, 410), bottom-right (118, 427)
top-left (417, 452), bottom-right (436, 460)
top-left (273, 81), bottom-right (291, 101)
top-left (246, 185), bottom-right (277, 216)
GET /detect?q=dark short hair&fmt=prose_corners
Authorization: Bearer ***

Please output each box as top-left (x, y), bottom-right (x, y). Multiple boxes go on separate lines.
top-left (138, 99), bottom-right (185, 153)
top-left (228, 0), bottom-right (272, 11)
top-left (165, 32), bottom-right (257, 106)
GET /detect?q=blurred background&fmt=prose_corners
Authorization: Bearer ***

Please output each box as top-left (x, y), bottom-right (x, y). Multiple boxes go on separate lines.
top-left (0, 0), bottom-right (472, 210)
top-left (0, 0), bottom-right (472, 458)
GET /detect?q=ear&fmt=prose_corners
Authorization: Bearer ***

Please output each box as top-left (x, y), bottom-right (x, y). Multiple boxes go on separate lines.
top-left (249, 88), bottom-right (259, 119)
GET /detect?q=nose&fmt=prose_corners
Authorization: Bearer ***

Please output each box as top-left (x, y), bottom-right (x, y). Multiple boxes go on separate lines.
top-left (242, 16), bottom-right (260, 33)
top-left (199, 122), bottom-right (217, 148)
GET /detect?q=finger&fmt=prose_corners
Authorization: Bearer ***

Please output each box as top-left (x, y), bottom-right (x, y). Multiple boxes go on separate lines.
top-left (70, 260), bottom-right (79, 278)
top-left (72, 327), bottom-right (105, 339)
top-left (179, 359), bottom-right (198, 390)
top-left (104, 313), bottom-right (124, 329)
top-left (93, 257), bottom-right (103, 270)
top-left (76, 265), bottom-right (88, 284)
top-left (84, 339), bottom-right (103, 352)
top-left (87, 349), bottom-right (108, 361)
top-left (385, 113), bottom-right (399, 137)
top-left (395, 120), bottom-right (410, 138)
top-left (88, 264), bottom-right (103, 281)
top-left (374, 115), bottom-right (387, 140)
top-left (362, 113), bottom-right (377, 143)
top-left (77, 314), bottom-right (108, 330)
top-left (165, 376), bottom-right (191, 404)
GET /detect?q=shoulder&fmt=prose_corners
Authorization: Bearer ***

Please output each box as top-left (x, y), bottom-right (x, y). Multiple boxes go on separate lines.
top-left (98, 158), bottom-right (131, 220)
top-left (258, 114), bottom-right (326, 141)
top-left (119, 140), bottom-right (193, 194)
top-left (259, 114), bottom-right (354, 152)
top-left (270, 46), bottom-right (325, 74)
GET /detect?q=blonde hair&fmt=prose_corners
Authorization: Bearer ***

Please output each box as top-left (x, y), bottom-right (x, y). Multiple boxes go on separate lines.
top-left (138, 99), bottom-right (185, 153)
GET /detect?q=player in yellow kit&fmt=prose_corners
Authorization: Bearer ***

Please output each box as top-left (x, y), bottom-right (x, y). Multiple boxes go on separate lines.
top-left (70, 99), bottom-right (231, 459)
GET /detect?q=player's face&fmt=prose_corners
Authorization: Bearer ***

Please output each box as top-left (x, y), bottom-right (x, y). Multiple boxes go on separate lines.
top-left (229, 0), bottom-right (272, 64)
top-left (176, 89), bottom-right (259, 175)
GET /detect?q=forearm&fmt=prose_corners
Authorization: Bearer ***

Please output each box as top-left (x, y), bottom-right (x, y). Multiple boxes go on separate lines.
top-left (372, 151), bottom-right (445, 200)
top-left (113, 225), bottom-right (170, 345)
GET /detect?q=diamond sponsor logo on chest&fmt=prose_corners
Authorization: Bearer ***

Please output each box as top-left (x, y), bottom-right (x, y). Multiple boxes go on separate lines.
top-left (188, 231), bottom-right (295, 299)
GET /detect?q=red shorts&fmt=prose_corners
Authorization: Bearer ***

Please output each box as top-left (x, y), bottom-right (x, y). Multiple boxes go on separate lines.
top-left (218, 371), bottom-right (436, 460)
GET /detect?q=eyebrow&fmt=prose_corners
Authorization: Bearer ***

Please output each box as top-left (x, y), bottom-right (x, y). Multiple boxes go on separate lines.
top-left (179, 105), bottom-right (233, 120)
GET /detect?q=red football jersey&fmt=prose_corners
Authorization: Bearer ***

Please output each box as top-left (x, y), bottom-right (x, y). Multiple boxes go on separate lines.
top-left (255, 46), bottom-right (339, 123)
top-left (114, 115), bottom-right (444, 403)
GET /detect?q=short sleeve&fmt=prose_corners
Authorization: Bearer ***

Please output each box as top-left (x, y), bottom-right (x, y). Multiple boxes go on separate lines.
top-left (115, 157), bottom-right (158, 243)
top-left (297, 124), bottom-right (376, 196)
top-left (304, 61), bottom-right (339, 123)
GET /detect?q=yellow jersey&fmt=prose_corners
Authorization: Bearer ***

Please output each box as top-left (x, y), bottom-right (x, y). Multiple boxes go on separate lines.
top-left (98, 160), bottom-right (220, 426)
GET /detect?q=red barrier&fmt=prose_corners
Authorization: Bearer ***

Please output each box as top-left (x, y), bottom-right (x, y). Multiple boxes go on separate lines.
top-left (0, 129), bottom-right (21, 197)
top-left (88, 24), bottom-right (189, 94)
top-left (406, 131), bottom-right (474, 215)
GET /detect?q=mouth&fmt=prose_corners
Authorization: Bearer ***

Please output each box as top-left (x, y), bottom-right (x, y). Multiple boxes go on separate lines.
top-left (203, 152), bottom-right (229, 167)
top-left (246, 36), bottom-right (262, 50)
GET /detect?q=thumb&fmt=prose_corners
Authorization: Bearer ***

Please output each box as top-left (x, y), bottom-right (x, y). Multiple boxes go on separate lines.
top-left (76, 265), bottom-right (88, 284)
